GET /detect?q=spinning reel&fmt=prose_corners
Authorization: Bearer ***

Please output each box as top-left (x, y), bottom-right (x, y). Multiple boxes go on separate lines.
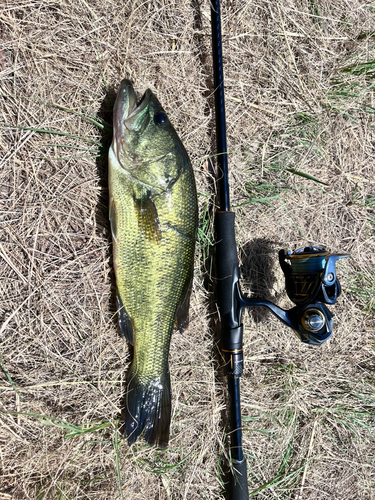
top-left (278, 246), bottom-right (349, 344)
top-left (240, 246), bottom-right (349, 345)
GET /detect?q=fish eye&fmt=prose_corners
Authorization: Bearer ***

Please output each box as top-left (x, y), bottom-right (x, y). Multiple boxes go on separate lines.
top-left (154, 112), bottom-right (168, 126)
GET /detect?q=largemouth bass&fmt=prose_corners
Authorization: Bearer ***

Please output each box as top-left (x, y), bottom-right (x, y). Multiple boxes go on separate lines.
top-left (108, 80), bottom-right (198, 447)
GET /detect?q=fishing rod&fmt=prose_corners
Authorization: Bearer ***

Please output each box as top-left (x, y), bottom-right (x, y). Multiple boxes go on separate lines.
top-left (210, 1), bottom-right (349, 499)
top-left (211, 2), bottom-right (250, 496)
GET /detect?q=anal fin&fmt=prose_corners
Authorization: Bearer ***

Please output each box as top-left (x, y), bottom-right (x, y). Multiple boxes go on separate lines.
top-left (175, 276), bottom-right (193, 333)
top-left (116, 290), bottom-right (133, 345)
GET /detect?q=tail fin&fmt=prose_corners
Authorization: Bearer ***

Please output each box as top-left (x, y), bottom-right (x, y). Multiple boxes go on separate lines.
top-left (125, 366), bottom-right (171, 448)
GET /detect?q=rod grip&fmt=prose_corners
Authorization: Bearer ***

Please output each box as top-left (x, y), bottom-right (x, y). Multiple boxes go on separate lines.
top-left (229, 460), bottom-right (249, 500)
top-left (215, 211), bottom-right (238, 278)
top-left (215, 211), bottom-right (240, 330)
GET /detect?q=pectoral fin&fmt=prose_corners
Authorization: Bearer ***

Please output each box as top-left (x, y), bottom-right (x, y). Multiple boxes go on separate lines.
top-left (109, 196), bottom-right (117, 241)
top-left (134, 191), bottom-right (162, 242)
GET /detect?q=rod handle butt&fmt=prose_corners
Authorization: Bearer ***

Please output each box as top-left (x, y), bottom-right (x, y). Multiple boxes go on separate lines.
top-left (228, 459), bottom-right (249, 500)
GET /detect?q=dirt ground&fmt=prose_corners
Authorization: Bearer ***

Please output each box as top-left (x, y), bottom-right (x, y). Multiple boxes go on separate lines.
top-left (1, 1), bottom-right (374, 499)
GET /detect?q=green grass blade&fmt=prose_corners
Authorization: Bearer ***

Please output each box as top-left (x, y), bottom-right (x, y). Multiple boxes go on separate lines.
top-left (1, 91), bottom-right (112, 132)
top-left (0, 123), bottom-right (101, 146)
top-left (65, 421), bottom-right (112, 439)
top-left (235, 195), bottom-right (281, 207)
top-left (268, 165), bottom-right (327, 185)
top-left (114, 423), bottom-right (125, 500)
top-left (0, 352), bottom-right (20, 396)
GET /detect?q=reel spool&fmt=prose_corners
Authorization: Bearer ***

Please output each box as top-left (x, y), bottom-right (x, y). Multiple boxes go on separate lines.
top-left (279, 246), bottom-right (347, 305)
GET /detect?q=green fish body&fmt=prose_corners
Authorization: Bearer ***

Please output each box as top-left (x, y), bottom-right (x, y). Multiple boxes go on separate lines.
top-left (108, 80), bottom-right (198, 447)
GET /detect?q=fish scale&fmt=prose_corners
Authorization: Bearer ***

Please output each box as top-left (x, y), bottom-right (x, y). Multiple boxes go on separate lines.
top-left (108, 80), bottom-right (197, 447)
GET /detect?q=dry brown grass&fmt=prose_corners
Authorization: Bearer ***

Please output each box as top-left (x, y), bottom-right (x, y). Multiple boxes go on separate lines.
top-left (1, 0), bottom-right (374, 499)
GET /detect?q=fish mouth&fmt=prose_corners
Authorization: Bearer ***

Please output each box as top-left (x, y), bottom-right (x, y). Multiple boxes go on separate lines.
top-left (113, 80), bottom-right (152, 134)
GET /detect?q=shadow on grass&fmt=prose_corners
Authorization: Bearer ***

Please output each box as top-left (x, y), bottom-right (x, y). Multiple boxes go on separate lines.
top-left (240, 238), bottom-right (280, 324)
top-left (94, 84), bottom-right (121, 334)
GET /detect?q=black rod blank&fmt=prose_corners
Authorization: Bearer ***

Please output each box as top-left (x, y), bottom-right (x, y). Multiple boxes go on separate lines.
top-left (211, 0), bottom-right (230, 212)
